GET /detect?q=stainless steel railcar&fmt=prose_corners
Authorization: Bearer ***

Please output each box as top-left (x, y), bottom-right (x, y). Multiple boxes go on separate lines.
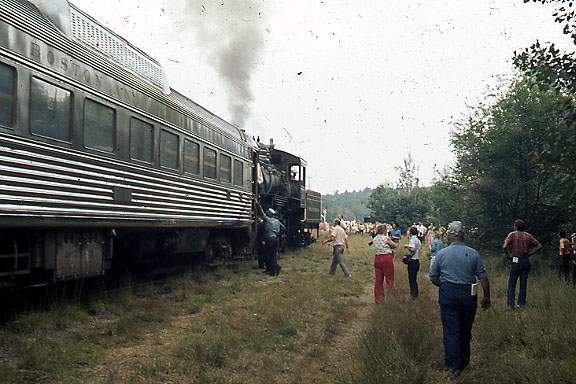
top-left (0, 0), bottom-right (257, 286)
top-left (0, 0), bottom-right (323, 289)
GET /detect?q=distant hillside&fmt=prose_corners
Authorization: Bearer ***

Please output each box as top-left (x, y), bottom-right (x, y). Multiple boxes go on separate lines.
top-left (323, 188), bottom-right (372, 222)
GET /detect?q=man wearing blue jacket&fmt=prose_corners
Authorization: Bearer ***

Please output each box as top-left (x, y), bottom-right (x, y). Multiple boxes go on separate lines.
top-left (429, 221), bottom-right (491, 377)
top-left (257, 204), bottom-right (286, 276)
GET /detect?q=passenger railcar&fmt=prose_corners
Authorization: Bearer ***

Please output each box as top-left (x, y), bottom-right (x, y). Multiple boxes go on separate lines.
top-left (0, 0), bottom-right (321, 288)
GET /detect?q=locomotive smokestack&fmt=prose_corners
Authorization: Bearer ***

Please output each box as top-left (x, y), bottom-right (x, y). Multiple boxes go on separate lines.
top-left (269, 138), bottom-right (274, 149)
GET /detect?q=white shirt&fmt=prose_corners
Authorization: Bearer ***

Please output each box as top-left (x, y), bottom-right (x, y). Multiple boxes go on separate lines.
top-left (408, 235), bottom-right (422, 260)
top-left (331, 225), bottom-right (347, 246)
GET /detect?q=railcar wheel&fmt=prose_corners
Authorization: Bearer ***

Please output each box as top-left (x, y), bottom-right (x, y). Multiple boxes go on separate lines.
top-left (204, 236), bottom-right (233, 265)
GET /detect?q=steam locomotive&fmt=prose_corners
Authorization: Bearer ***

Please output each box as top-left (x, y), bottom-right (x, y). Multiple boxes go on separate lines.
top-left (0, 0), bottom-right (321, 288)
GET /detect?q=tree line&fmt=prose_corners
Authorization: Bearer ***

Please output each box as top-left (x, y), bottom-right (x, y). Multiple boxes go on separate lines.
top-left (367, 0), bottom-right (576, 252)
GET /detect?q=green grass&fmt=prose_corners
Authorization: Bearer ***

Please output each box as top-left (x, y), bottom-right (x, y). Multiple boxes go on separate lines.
top-left (2, 236), bottom-right (571, 384)
top-left (344, 248), bottom-right (576, 384)
top-left (0, 235), bottom-right (374, 384)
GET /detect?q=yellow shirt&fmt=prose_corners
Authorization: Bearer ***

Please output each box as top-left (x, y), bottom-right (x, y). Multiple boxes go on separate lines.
top-left (559, 238), bottom-right (570, 256)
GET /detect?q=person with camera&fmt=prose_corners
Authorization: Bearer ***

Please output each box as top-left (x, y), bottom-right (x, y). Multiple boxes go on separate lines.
top-left (403, 226), bottom-right (421, 298)
top-left (429, 221), bottom-right (491, 377)
top-left (369, 224), bottom-right (398, 303)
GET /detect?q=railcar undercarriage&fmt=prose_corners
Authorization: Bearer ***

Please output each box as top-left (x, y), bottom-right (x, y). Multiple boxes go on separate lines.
top-left (0, 227), bottom-right (252, 290)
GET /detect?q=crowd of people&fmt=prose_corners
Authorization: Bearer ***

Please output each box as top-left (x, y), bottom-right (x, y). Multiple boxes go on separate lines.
top-left (255, 209), bottom-right (573, 377)
top-left (319, 217), bottom-right (576, 377)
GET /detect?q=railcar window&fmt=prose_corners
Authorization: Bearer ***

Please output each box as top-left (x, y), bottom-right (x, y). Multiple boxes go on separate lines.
top-left (160, 129), bottom-right (179, 169)
top-left (0, 63), bottom-right (15, 128)
top-left (130, 117), bottom-right (154, 163)
top-left (30, 77), bottom-right (71, 141)
top-left (191, 120), bottom-right (199, 135)
top-left (290, 165), bottom-right (301, 181)
top-left (203, 147), bottom-right (217, 179)
top-left (183, 139), bottom-right (200, 175)
top-left (220, 154), bottom-right (232, 183)
top-left (84, 99), bottom-right (115, 152)
top-left (234, 159), bottom-right (244, 187)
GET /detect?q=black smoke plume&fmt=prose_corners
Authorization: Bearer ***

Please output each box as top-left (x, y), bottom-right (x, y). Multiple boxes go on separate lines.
top-left (184, 1), bottom-right (266, 128)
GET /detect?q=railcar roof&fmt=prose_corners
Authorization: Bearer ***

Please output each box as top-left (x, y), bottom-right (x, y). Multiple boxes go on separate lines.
top-left (2, 0), bottom-right (247, 143)
top-left (272, 148), bottom-right (307, 167)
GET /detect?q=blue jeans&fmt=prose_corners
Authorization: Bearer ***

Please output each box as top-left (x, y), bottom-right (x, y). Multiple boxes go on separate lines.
top-left (329, 245), bottom-right (350, 276)
top-left (262, 237), bottom-right (280, 275)
top-left (507, 257), bottom-right (530, 307)
top-left (407, 259), bottom-right (420, 298)
top-left (439, 282), bottom-right (478, 372)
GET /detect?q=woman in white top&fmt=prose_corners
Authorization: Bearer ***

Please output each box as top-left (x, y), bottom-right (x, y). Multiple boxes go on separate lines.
top-left (370, 225), bottom-right (398, 303)
top-left (404, 226), bottom-right (422, 298)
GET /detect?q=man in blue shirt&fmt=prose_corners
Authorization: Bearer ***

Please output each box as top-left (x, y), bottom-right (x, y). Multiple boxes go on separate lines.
top-left (258, 204), bottom-right (286, 276)
top-left (429, 221), bottom-right (491, 376)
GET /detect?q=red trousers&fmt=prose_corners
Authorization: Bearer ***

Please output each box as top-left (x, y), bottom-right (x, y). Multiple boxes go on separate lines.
top-left (374, 254), bottom-right (395, 303)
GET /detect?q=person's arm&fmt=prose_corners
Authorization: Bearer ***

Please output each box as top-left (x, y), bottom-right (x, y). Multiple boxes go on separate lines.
top-left (429, 253), bottom-right (441, 286)
top-left (256, 202), bottom-right (271, 223)
top-left (255, 201), bottom-right (264, 217)
top-left (527, 236), bottom-right (542, 257)
top-left (386, 238), bottom-right (397, 249)
top-left (323, 233), bottom-right (335, 245)
top-left (405, 238), bottom-right (416, 251)
top-left (368, 234), bottom-right (376, 247)
top-left (475, 253), bottom-right (490, 309)
top-left (480, 276), bottom-right (491, 310)
top-left (502, 234), bottom-right (511, 259)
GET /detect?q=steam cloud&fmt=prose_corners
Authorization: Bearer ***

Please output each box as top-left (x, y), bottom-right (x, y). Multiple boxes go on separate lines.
top-left (184, 1), bottom-right (266, 128)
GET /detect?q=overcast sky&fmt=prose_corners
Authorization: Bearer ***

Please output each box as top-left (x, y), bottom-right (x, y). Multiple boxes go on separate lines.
top-left (70, 0), bottom-right (573, 194)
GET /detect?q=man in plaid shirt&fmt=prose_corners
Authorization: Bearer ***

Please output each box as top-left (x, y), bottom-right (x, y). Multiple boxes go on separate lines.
top-left (502, 219), bottom-right (542, 309)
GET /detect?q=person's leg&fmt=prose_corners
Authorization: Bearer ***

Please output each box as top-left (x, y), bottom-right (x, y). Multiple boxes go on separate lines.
top-left (329, 247), bottom-right (339, 275)
top-left (408, 261), bottom-right (416, 297)
top-left (439, 284), bottom-right (461, 373)
top-left (263, 243), bottom-right (273, 274)
top-left (572, 257), bottom-right (576, 288)
top-left (383, 254), bottom-right (395, 294)
top-left (563, 257), bottom-right (570, 282)
top-left (518, 259), bottom-right (530, 306)
top-left (257, 245), bottom-right (265, 269)
top-left (408, 260), bottom-right (420, 298)
top-left (507, 264), bottom-right (519, 308)
top-left (337, 248), bottom-right (351, 276)
top-left (374, 256), bottom-right (384, 303)
top-left (413, 260), bottom-right (420, 297)
top-left (407, 261), bottom-right (416, 297)
top-left (459, 297), bottom-right (478, 371)
top-left (272, 239), bottom-right (282, 276)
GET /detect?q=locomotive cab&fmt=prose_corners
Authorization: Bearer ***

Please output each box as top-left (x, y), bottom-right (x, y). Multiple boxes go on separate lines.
top-left (256, 145), bottom-right (310, 247)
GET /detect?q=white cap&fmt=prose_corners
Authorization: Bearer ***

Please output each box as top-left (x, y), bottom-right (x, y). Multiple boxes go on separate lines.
top-left (447, 221), bottom-right (464, 236)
